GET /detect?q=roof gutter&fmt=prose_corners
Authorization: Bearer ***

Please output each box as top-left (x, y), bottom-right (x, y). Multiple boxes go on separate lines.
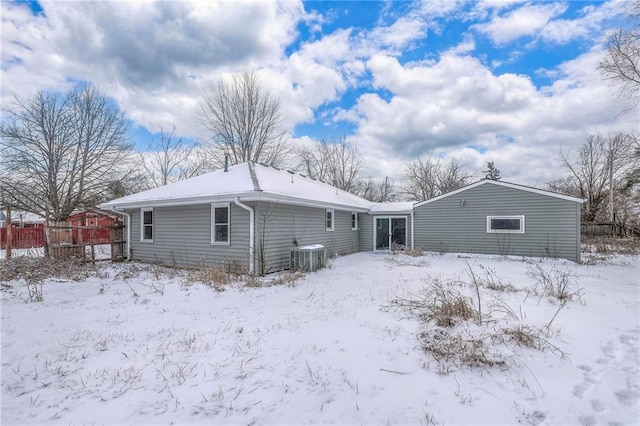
top-left (103, 191), bottom-right (370, 213)
top-left (109, 207), bottom-right (131, 260)
top-left (234, 198), bottom-right (255, 275)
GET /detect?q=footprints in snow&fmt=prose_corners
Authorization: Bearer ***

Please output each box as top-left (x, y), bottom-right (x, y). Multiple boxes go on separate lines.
top-left (573, 329), bottom-right (639, 424)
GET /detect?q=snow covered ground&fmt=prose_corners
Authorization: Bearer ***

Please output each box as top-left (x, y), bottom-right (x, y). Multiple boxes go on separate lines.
top-left (0, 244), bottom-right (111, 261)
top-left (1, 251), bottom-right (638, 425)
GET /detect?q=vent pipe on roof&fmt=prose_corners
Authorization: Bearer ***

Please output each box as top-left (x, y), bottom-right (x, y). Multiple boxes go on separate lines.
top-left (224, 153), bottom-right (229, 172)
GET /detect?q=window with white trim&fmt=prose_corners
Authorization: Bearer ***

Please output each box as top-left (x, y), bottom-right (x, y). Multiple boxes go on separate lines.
top-left (487, 215), bottom-right (525, 234)
top-left (326, 209), bottom-right (334, 231)
top-left (141, 208), bottom-right (154, 242)
top-left (351, 212), bottom-right (358, 230)
top-left (211, 203), bottom-right (230, 244)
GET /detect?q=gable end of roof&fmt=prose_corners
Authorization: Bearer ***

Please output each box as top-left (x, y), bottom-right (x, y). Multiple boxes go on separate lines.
top-left (414, 179), bottom-right (585, 207)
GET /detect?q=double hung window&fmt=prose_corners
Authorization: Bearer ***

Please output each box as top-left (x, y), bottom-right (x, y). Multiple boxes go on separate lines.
top-left (212, 203), bottom-right (230, 244)
top-left (141, 208), bottom-right (153, 242)
top-left (326, 209), bottom-right (334, 231)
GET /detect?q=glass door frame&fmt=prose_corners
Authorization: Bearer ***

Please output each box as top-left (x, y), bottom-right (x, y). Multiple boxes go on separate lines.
top-left (373, 216), bottom-right (408, 251)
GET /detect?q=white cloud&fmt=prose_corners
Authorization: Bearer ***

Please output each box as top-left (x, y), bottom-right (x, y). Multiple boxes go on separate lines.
top-left (473, 2), bottom-right (568, 45)
top-left (447, 36), bottom-right (477, 55)
top-left (472, 0), bottom-right (628, 47)
top-left (366, 13), bottom-right (429, 52)
top-left (263, 0), bottom-right (468, 132)
top-left (1, 0), bottom-right (305, 137)
top-left (343, 48), bottom-right (637, 186)
top-left (1, 0), bottom-right (633, 190)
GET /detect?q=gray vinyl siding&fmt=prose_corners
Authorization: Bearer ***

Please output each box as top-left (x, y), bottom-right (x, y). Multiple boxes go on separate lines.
top-left (359, 214), bottom-right (413, 251)
top-left (413, 184), bottom-right (581, 262)
top-left (254, 202), bottom-right (360, 274)
top-left (127, 203), bottom-right (251, 271)
top-left (359, 214), bottom-right (373, 251)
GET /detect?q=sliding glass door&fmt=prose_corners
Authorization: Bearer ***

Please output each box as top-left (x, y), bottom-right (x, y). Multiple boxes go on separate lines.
top-left (375, 217), bottom-right (406, 250)
top-left (376, 218), bottom-right (390, 250)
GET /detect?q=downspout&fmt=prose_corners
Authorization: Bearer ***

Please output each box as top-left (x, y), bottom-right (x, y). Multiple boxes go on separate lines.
top-left (234, 198), bottom-right (255, 275)
top-left (411, 209), bottom-right (415, 250)
top-left (110, 207), bottom-right (131, 260)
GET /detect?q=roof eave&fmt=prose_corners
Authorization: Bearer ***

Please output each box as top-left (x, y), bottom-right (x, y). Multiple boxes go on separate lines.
top-left (100, 191), bottom-right (371, 212)
top-left (367, 209), bottom-right (413, 215)
top-left (99, 192), bottom-right (261, 210)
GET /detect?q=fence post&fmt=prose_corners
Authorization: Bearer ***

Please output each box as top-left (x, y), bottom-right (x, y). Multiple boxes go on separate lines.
top-left (76, 225), bottom-right (85, 260)
top-left (110, 219), bottom-right (125, 261)
top-left (90, 227), bottom-right (96, 263)
top-left (6, 205), bottom-right (12, 259)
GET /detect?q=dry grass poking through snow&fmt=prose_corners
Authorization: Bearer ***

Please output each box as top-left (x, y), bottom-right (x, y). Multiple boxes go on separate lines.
top-left (2, 251), bottom-right (637, 425)
top-left (188, 267), bottom-right (307, 289)
top-left (388, 279), bottom-right (477, 327)
top-left (581, 235), bottom-right (640, 264)
top-left (0, 255), bottom-right (108, 302)
top-left (387, 262), bottom-right (574, 372)
top-left (526, 262), bottom-right (584, 305)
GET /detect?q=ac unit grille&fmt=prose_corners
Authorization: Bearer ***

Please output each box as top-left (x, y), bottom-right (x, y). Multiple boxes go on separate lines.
top-left (290, 244), bottom-right (326, 272)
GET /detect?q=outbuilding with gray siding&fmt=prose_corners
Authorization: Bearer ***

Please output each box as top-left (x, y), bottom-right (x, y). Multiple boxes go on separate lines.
top-left (412, 180), bottom-right (583, 262)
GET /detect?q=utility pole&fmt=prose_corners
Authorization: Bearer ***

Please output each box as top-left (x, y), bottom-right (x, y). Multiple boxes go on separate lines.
top-left (384, 177), bottom-right (389, 201)
top-left (609, 140), bottom-right (615, 224)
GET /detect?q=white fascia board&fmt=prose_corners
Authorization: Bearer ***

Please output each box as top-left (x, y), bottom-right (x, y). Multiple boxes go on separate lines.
top-left (99, 192), bottom-right (261, 210)
top-left (414, 179), bottom-right (585, 207)
top-left (367, 209), bottom-right (413, 215)
top-left (101, 191), bottom-right (371, 213)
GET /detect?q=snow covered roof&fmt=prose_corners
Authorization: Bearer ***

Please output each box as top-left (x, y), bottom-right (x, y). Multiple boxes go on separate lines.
top-left (414, 179), bottom-right (585, 207)
top-left (100, 162), bottom-right (373, 211)
top-left (367, 202), bottom-right (415, 214)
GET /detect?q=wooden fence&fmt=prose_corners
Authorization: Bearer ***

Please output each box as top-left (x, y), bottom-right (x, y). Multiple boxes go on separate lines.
top-left (1, 226), bottom-right (113, 249)
top-left (46, 222), bottom-right (83, 259)
top-left (582, 222), bottom-right (640, 238)
top-left (46, 221), bottom-right (125, 262)
top-left (1, 227), bottom-right (45, 249)
top-left (2, 221), bottom-right (126, 262)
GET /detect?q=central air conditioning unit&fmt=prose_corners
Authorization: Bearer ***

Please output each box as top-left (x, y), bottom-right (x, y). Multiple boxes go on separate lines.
top-left (290, 244), bottom-right (326, 272)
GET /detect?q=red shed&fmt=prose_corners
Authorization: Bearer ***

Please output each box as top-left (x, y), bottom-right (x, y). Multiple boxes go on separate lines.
top-left (66, 210), bottom-right (119, 227)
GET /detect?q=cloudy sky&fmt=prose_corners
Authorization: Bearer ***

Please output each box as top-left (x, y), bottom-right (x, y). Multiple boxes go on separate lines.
top-left (1, 0), bottom-right (637, 187)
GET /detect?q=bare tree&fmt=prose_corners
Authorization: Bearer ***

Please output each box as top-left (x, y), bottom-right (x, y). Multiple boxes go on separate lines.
top-left (0, 85), bottom-right (132, 221)
top-left (360, 176), bottom-right (397, 202)
top-left (200, 70), bottom-right (290, 168)
top-left (297, 137), bottom-right (364, 194)
top-left (547, 176), bottom-right (581, 197)
top-left (141, 126), bottom-right (206, 188)
top-left (403, 155), bottom-right (471, 202)
top-left (598, 0), bottom-right (640, 110)
top-left (558, 133), bottom-right (637, 222)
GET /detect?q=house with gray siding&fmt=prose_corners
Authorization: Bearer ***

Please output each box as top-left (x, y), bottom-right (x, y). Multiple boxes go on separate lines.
top-left (100, 162), bottom-right (583, 273)
top-left (101, 162), bottom-right (374, 274)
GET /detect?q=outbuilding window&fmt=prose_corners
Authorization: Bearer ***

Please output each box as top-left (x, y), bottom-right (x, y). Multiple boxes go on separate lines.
top-left (326, 209), bottom-right (334, 231)
top-left (141, 208), bottom-right (153, 242)
top-left (487, 215), bottom-right (525, 234)
top-left (351, 212), bottom-right (358, 231)
top-left (212, 203), bottom-right (230, 245)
